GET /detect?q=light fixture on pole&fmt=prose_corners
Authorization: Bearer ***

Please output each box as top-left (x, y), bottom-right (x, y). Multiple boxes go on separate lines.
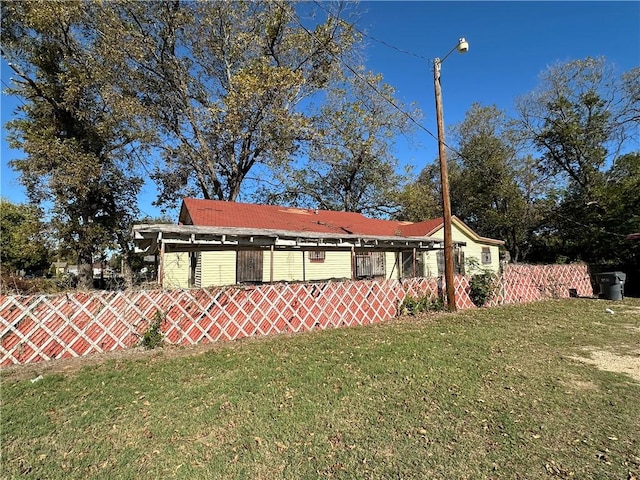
top-left (433, 37), bottom-right (468, 312)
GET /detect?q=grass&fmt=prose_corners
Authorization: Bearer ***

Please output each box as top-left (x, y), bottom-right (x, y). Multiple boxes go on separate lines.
top-left (2, 298), bottom-right (639, 479)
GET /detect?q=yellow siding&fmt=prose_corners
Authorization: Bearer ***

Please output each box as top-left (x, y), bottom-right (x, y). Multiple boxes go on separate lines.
top-left (262, 250), bottom-right (304, 282)
top-left (423, 224), bottom-right (501, 276)
top-left (304, 251), bottom-right (353, 281)
top-left (162, 252), bottom-right (190, 288)
top-left (200, 251), bottom-right (236, 287)
top-left (385, 252), bottom-right (401, 279)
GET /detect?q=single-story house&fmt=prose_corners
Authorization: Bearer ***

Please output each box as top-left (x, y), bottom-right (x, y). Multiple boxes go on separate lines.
top-left (132, 198), bottom-right (504, 289)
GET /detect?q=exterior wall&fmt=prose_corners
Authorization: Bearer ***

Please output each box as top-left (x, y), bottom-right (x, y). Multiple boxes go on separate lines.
top-left (163, 235), bottom-right (500, 288)
top-left (201, 251), bottom-right (236, 287)
top-left (304, 251), bottom-right (353, 281)
top-left (263, 250), bottom-right (304, 282)
top-left (385, 252), bottom-right (401, 280)
top-left (187, 249), bottom-right (404, 285)
top-left (423, 224), bottom-right (501, 277)
top-left (162, 252), bottom-right (190, 288)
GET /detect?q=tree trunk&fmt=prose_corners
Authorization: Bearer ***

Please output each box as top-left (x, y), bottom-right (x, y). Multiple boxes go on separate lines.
top-left (121, 251), bottom-right (135, 289)
top-left (116, 233), bottom-right (135, 289)
top-left (77, 251), bottom-right (94, 290)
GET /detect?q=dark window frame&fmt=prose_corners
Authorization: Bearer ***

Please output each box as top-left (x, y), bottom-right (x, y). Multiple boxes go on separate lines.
top-left (308, 251), bottom-right (326, 263)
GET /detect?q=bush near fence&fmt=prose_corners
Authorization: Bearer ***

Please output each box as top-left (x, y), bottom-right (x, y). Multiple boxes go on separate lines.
top-left (0, 264), bottom-right (592, 367)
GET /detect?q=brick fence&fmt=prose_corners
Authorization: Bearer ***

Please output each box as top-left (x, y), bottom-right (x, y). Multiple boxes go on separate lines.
top-left (0, 264), bottom-right (592, 366)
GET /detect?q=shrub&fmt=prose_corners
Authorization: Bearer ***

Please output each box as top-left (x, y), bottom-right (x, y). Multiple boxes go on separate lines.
top-left (469, 271), bottom-right (498, 307)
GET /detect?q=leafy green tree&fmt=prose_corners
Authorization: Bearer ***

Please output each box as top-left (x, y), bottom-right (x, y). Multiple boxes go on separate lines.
top-left (264, 72), bottom-right (417, 216)
top-left (594, 151), bottom-right (640, 263)
top-left (393, 163), bottom-right (442, 222)
top-left (2, 1), bottom-right (145, 289)
top-left (516, 57), bottom-right (640, 263)
top-left (97, 1), bottom-right (359, 208)
top-left (517, 57), bottom-right (639, 197)
top-left (0, 199), bottom-right (52, 274)
top-left (449, 104), bottom-right (544, 262)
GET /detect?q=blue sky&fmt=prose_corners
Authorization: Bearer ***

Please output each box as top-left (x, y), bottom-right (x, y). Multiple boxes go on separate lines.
top-left (2, 1), bottom-right (638, 219)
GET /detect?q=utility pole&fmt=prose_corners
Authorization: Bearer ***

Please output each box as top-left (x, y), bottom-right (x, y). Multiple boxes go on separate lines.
top-left (433, 57), bottom-right (456, 311)
top-left (432, 38), bottom-right (468, 312)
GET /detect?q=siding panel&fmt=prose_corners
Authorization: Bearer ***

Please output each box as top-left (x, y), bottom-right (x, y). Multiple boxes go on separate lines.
top-left (163, 252), bottom-right (190, 288)
top-left (200, 251), bottom-right (236, 287)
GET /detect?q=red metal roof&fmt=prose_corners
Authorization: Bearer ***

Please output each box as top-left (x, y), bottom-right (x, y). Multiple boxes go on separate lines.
top-left (179, 199), bottom-right (503, 246)
top-left (180, 198), bottom-right (443, 238)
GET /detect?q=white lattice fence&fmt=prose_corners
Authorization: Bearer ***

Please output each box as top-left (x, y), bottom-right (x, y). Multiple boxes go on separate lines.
top-left (1, 280), bottom-right (420, 366)
top-left (0, 264), bottom-right (593, 366)
top-left (499, 264), bottom-right (592, 304)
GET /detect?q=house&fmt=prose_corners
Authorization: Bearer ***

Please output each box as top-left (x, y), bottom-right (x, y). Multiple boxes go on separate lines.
top-left (132, 199), bottom-right (504, 289)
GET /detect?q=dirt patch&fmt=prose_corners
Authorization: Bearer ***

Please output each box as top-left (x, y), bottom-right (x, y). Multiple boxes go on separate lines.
top-left (561, 376), bottom-right (599, 391)
top-left (569, 348), bottom-right (640, 383)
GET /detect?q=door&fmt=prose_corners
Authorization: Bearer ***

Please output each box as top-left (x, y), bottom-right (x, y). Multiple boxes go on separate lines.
top-left (237, 250), bottom-right (263, 283)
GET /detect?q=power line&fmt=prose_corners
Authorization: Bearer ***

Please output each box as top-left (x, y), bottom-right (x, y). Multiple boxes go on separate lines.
top-left (312, 0), bottom-right (431, 63)
top-left (288, 6), bottom-right (467, 162)
top-left (1, 78), bottom-right (28, 108)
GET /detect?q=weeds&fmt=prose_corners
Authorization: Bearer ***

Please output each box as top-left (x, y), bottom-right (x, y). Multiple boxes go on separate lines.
top-left (139, 310), bottom-right (164, 349)
top-left (400, 292), bottom-right (444, 315)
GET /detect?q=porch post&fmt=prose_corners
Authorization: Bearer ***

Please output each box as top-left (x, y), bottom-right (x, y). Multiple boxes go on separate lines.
top-left (413, 247), bottom-right (417, 277)
top-left (351, 246), bottom-right (355, 280)
top-left (270, 245), bottom-right (274, 283)
top-left (158, 241), bottom-right (165, 287)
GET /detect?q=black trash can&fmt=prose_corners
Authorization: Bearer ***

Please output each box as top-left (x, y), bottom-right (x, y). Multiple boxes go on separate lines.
top-left (596, 272), bottom-right (626, 300)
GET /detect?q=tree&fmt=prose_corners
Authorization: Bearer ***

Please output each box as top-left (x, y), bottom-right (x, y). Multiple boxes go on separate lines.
top-left (0, 199), bottom-right (52, 274)
top-left (2, 1), bottom-right (145, 289)
top-left (264, 71), bottom-right (417, 216)
top-left (97, 1), bottom-right (359, 208)
top-left (516, 57), bottom-right (639, 197)
top-left (449, 104), bottom-right (543, 262)
top-left (590, 151), bottom-right (640, 264)
top-left (516, 57), bottom-right (640, 263)
top-left (394, 163), bottom-right (442, 222)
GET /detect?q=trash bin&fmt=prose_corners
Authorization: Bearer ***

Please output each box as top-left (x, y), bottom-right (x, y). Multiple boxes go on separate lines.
top-left (596, 272), bottom-right (626, 300)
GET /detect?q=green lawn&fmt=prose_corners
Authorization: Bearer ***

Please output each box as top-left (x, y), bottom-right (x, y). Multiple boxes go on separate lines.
top-left (2, 298), bottom-right (639, 479)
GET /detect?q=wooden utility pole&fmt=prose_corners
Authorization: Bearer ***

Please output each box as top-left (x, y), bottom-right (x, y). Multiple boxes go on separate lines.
top-left (433, 57), bottom-right (457, 311)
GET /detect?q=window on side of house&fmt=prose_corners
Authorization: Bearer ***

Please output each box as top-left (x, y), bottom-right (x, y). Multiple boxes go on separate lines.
top-left (308, 251), bottom-right (326, 263)
top-left (401, 251), bottom-right (424, 278)
top-left (189, 252), bottom-right (201, 288)
top-left (481, 247), bottom-right (491, 265)
top-left (436, 247), bottom-right (465, 275)
top-left (355, 251), bottom-right (386, 278)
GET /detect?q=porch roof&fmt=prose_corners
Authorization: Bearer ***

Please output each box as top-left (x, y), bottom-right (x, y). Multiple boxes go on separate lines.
top-left (132, 224), bottom-right (465, 253)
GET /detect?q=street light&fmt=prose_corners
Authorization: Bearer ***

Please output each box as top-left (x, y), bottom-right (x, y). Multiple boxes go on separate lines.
top-left (433, 37), bottom-right (468, 312)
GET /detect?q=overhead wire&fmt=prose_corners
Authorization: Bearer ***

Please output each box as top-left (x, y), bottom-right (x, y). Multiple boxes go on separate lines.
top-left (289, 3), bottom-right (467, 160)
top-left (312, 0), bottom-right (431, 63)
top-left (296, 5), bottom-right (634, 240)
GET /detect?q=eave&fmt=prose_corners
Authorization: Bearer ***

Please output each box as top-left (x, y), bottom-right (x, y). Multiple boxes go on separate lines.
top-left (132, 224), bottom-right (465, 254)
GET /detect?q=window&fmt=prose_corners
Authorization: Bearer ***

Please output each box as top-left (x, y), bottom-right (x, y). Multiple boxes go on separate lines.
top-left (436, 248), bottom-right (465, 276)
top-left (355, 251), bottom-right (386, 278)
top-left (189, 252), bottom-right (201, 288)
top-left (308, 251), bottom-right (326, 263)
top-left (481, 247), bottom-right (491, 265)
top-left (401, 251), bottom-right (424, 278)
